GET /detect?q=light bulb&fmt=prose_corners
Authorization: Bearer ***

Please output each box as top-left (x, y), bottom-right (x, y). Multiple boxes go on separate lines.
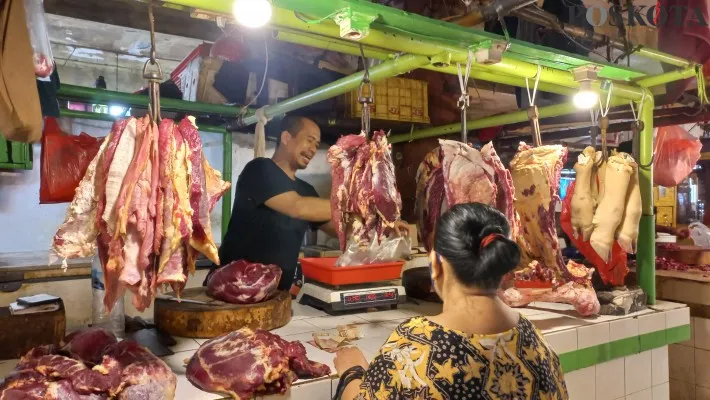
top-left (233, 0), bottom-right (272, 28)
top-left (573, 81), bottom-right (598, 110)
top-left (109, 106), bottom-right (127, 116)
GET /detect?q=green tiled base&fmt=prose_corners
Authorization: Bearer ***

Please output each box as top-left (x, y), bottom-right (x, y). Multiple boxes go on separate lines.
top-left (559, 324), bottom-right (690, 373)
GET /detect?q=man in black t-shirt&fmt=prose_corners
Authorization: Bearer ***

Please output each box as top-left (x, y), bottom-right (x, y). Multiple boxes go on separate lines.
top-left (205, 115), bottom-right (407, 290)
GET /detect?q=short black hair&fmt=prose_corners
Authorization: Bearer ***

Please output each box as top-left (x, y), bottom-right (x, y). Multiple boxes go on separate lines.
top-left (434, 203), bottom-right (521, 290)
top-left (276, 115), bottom-right (309, 149)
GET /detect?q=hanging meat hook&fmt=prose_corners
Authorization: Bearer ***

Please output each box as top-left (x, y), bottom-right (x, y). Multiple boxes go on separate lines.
top-left (526, 65), bottom-right (542, 147)
top-left (357, 44), bottom-right (373, 140)
top-left (142, 3), bottom-right (163, 124)
top-left (456, 50), bottom-right (474, 144)
top-left (598, 81), bottom-right (614, 162)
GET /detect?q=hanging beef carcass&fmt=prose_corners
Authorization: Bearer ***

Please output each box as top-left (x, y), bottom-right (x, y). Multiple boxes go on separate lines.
top-left (327, 130), bottom-right (404, 266)
top-left (206, 260), bottom-right (282, 304)
top-left (415, 140), bottom-right (517, 251)
top-left (52, 116), bottom-right (231, 312)
top-left (186, 328), bottom-right (330, 399)
top-left (0, 328), bottom-right (176, 400)
top-left (500, 143), bottom-right (600, 316)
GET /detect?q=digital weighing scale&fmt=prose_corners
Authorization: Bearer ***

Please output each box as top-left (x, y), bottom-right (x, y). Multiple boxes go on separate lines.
top-left (297, 256), bottom-right (407, 314)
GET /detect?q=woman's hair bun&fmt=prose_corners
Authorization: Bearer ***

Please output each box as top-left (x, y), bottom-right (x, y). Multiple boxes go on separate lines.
top-left (434, 203), bottom-right (521, 290)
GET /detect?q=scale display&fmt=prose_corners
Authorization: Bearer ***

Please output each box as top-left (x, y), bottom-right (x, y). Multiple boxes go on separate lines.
top-left (342, 289), bottom-right (398, 306)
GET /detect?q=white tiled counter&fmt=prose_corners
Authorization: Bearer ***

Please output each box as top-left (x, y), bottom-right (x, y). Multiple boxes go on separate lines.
top-left (0, 300), bottom-right (689, 400)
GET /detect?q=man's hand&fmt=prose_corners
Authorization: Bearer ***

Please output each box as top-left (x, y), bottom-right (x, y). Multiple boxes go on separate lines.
top-left (393, 220), bottom-right (410, 238)
top-left (264, 191), bottom-right (331, 222)
top-left (334, 347), bottom-right (368, 375)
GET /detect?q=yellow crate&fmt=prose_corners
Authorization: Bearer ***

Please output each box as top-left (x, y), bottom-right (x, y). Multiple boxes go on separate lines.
top-left (340, 77), bottom-right (429, 123)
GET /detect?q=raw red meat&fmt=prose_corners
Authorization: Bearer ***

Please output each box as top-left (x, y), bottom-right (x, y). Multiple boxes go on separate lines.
top-left (207, 260), bottom-right (282, 304)
top-left (501, 143), bottom-right (599, 316)
top-left (0, 329), bottom-right (175, 400)
top-left (327, 131), bottom-right (402, 264)
top-left (52, 116), bottom-right (231, 312)
top-left (186, 328), bottom-right (330, 399)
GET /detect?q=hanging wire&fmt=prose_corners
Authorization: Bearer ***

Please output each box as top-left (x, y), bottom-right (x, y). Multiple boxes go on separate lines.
top-left (525, 65), bottom-right (542, 147)
top-left (142, 3), bottom-right (163, 124)
top-left (597, 82), bottom-right (613, 161)
top-left (357, 43), bottom-right (374, 138)
top-left (590, 106), bottom-right (600, 148)
top-left (456, 50), bottom-right (473, 143)
top-left (239, 34), bottom-right (269, 117)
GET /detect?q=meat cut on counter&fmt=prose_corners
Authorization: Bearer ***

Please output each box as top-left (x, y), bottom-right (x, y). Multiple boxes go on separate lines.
top-left (52, 116), bottom-right (230, 312)
top-left (0, 328), bottom-right (176, 399)
top-left (501, 143), bottom-right (600, 316)
top-left (186, 328), bottom-right (330, 399)
top-left (415, 140), bottom-right (516, 251)
top-left (327, 130), bottom-right (403, 265)
top-left (206, 260), bottom-right (281, 304)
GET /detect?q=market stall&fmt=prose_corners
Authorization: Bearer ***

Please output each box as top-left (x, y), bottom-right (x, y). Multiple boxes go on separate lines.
top-left (2, 0), bottom-right (706, 398)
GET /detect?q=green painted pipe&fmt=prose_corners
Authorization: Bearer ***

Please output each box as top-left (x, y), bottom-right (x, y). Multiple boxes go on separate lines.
top-left (240, 53), bottom-right (431, 126)
top-left (635, 66), bottom-right (697, 88)
top-left (58, 84), bottom-right (249, 118)
top-left (637, 91), bottom-right (656, 304)
top-left (388, 97), bottom-right (629, 144)
top-left (637, 47), bottom-right (692, 68)
top-left (221, 133), bottom-right (232, 239)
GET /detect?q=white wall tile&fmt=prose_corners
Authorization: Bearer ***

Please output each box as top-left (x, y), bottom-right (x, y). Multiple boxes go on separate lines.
top-left (595, 359), bottom-right (625, 400)
top-left (610, 318), bottom-right (639, 342)
top-left (695, 318), bottom-right (710, 351)
top-left (305, 315), bottom-right (368, 330)
top-left (626, 388), bottom-right (653, 400)
top-left (270, 319), bottom-right (319, 337)
top-left (544, 329), bottom-right (578, 354)
top-left (652, 383), bottom-right (670, 400)
top-left (625, 351), bottom-right (653, 395)
top-left (670, 344), bottom-right (696, 384)
top-left (681, 318), bottom-right (696, 348)
top-left (650, 301), bottom-right (687, 311)
top-left (667, 308), bottom-right (691, 329)
top-left (669, 379), bottom-right (695, 400)
top-left (638, 313), bottom-right (667, 336)
top-left (653, 346), bottom-right (670, 385)
top-left (565, 366), bottom-right (596, 400)
top-left (578, 322), bottom-right (611, 348)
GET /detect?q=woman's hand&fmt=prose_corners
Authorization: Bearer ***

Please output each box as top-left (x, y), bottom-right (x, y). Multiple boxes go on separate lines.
top-left (334, 347), bottom-right (368, 375)
top-left (394, 220), bottom-right (410, 238)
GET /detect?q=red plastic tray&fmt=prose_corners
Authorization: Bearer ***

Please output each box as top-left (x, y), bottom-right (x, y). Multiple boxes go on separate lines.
top-left (299, 257), bottom-right (405, 286)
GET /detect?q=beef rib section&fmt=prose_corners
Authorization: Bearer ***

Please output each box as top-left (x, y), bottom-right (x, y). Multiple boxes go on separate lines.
top-left (186, 328), bottom-right (330, 399)
top-left (207, 260), bottom-right (282, 304)
top-left (501, 143), bottom-right (599, 316)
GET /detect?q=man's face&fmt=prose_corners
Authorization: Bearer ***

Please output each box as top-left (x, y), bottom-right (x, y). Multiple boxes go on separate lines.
top-left (282, 119), bottom-right (321, 169)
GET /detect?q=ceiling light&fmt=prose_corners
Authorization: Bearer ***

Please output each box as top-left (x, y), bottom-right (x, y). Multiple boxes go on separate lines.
top-left (573, 80), bottom-right (599, 110)
top-left (233, 0), bottom-right (272, 28)
top-left (109, 106), bottom-right (128, 116)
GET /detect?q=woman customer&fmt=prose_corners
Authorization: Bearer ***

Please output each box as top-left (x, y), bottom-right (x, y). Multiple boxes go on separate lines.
top-left (333, 203), bottom-right (568, 399)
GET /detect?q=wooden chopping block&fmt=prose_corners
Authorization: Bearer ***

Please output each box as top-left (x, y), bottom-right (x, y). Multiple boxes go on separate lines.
top-left (657, 245), bottom-right (710, 265)
top-left (0, 301), bottom-right (66, 360)
top-left (154, 289), bottom-right (291, 339)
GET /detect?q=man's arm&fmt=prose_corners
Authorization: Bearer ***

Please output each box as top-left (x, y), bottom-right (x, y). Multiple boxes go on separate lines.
top-left (319, 220), bottom-right (337, 237)
top-left (264, 191), bottom-right (331, 222)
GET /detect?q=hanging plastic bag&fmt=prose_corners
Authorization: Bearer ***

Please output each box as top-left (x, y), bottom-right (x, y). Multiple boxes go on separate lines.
top-left (23, 0), bottom-right (54, 78)
top-left (653, 125), bottom-right (702, 187)
top-left (560, 181), bottom-right (629, 286)
top-left (40, 117), bottom-right (104, 204)
top-left (335, 231), bottom-right (411, 267)
top-left (689, 222), bottom-right (710, 247)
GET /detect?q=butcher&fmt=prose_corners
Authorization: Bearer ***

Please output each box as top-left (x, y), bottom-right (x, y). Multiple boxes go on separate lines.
top-left (205, 115), bottom-right (408, 291)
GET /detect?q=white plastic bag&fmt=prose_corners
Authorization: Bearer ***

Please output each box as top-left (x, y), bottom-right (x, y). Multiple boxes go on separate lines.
top-left (23, 0), bottom-right (54, 78)
top-left (689, 222), bottom-right (710, 247)
top-left (335, 231), bottom-right (411, 267)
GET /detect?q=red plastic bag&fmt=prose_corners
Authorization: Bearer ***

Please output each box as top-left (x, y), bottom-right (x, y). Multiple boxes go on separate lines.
top-left (40, 118), bottom-right (104, 203)
top-left (654, 125), bottom-right (702, 187)
top-left (560, 181), bottom-right (629, 286)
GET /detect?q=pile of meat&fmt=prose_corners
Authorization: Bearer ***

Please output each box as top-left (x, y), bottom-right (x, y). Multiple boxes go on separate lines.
top-left (52, 116), bottom-right (230, 311)
top-left (0, 328), bottom-right (176, 399)
top-left (327, 130), bottom-right (404, 266)
top-left (415, 140), bottom-right (517, 251)
top-left (206, 260), bottom-right (281, 304)
top-left (186, 328), bottom-right (330, 399)
top-left (416, 141), bottom-right (599, 316)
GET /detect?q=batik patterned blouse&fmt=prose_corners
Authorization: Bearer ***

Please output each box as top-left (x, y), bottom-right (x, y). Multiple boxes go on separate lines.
top-left (356, 315), bottom-right (568, 400)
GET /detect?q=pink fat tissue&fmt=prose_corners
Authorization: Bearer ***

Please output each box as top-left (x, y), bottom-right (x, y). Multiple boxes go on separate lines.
top-left (51, 116), bottom-right (231, 312)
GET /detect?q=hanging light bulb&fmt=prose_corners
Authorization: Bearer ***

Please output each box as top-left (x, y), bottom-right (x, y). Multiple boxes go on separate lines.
top-left (573, 80), bottom-right (599, 110)
top-left (233, 0), bottom-right (272, 28)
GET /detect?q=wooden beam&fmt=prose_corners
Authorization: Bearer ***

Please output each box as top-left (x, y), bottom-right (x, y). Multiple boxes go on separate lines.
top-left (44, 0), bottom-right (223, 42)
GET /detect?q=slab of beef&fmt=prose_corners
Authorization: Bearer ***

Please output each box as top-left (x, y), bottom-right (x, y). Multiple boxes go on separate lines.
top-left (501, 143), bottom-right (599, 316)
top-left (0, 329), bottom-right (176, 400)
top-left (207, 260), bottom-right (282, 304)
top-left (327, 130), bottom-right (402, 265)
top-left (186, 328), bottom-right (330, 399)
top-left (415, 140), bottom-right (515, 251)
top-left (52, 116), bottom-right (231, 311)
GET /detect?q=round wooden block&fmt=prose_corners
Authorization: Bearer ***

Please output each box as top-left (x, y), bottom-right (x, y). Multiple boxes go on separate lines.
top-left (154, 289), bottom-right (291, 339)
